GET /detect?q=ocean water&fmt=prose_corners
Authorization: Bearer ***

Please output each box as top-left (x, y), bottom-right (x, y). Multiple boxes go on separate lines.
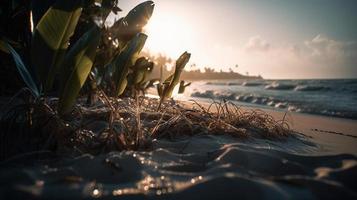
top-left (177, 79), bottom-right (357, 119)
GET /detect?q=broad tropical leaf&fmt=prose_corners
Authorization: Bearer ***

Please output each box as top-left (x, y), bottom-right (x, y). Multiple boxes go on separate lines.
top-left (30, 0), bottom-right (56, 27)
top-left (129, 57), bottom-right (153, 85)
top-left (163, 74), bottom-right (173, 84)
top-left (162, 52), bottom-right (191, 98)
top-left (110, 1), bottom-right (154, 41)
top-left (0, 39), bottom-right (40, 97)
top-left (0, 39), bottom-right (10, 53)
top-left (113, 33), bottom-right (147, 96)
top-left (57, 25), bottom-right (101, 115)
top-left (32, 0), bottom-right (82, 93)
top-left (178, 81), bottom-right (191, 94)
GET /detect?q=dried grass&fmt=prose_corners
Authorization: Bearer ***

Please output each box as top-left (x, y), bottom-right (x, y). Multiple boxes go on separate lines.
top-left (63, 96), bottom-right (294, 154)
top-left (0, 95), bottom-right (294, 160)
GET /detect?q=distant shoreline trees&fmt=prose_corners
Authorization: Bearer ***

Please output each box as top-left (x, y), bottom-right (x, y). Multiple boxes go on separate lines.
top-left (141, 51), bottom-right (263, 80)
top-left (180, 68), bottom-right (263, 80)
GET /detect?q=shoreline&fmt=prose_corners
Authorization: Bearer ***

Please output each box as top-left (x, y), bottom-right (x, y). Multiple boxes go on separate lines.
top-left (1, 97), bottom-right (356, 199)
top-left (269, 109), bottom-right (357, 156)
top-left (2, 94), bottom-right (357, 156)
top-left (180, 99), bottom-right (357, 156)
top-left (183, 78), bottom-right (357, 120)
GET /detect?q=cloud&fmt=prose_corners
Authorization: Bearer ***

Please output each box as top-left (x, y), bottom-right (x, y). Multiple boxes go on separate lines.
top-left (237, 34), bottom-right (357, 78)
top-left (245, 36), bottom-right (271, 52)
top-left (304, 34), bottom-right (357, 64)
top-left (195, 34), bottom-right (357, 79)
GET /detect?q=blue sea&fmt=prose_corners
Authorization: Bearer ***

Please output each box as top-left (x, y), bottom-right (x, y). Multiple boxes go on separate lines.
top-left (178, 79), bottom-right (357, 119)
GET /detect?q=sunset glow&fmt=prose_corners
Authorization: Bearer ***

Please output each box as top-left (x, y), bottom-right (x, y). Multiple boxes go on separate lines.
top-left (1, 1), bottom-right (357, 199)
top-left (143, 12), bottom-right (195, 59)
top-left (118, 0), bottom-right (357, 79)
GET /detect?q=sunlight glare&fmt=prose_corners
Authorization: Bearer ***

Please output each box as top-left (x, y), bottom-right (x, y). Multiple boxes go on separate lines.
top-left (144, 12), bottom-right (195, 59)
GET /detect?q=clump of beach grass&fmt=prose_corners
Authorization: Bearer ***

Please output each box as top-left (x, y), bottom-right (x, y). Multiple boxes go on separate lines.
top-left (57, 96), bottom-right (293, 154)
top-left (0, 91), bottom-right (70, 161)
top-left (0, 94), bottom-right (294, 161)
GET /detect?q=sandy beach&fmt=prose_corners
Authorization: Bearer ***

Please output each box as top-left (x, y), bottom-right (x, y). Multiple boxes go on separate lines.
top-left (1, 99), bottom-right (356, 199)
top-left (1, 0), bottom-right (356, 199)
top-left (267, 109), bottom-right (357, 156)
top-left (180, 99), bottom-right (357, 154)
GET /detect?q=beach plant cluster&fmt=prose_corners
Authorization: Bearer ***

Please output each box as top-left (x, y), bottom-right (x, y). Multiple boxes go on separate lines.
top-left (0, 0), bottom-right (292, 161)
top-left (157, 52), bottom-right (191, 110)
top-left (0, 0), bottom-right (193, 159)
top-left (0, 0), bottom-right (190, 115)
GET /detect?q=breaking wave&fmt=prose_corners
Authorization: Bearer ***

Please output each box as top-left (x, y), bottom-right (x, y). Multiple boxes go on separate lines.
top-left (191, 90), bottom-right (357, 119)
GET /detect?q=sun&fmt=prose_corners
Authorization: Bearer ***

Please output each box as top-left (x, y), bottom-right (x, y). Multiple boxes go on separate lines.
top-left (143, 12), bottom-right (195, 59)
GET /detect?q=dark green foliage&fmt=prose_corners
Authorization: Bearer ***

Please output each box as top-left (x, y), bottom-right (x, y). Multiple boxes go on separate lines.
top-left (112, 33), bottom-right (148, 96)
top-left (110, 1), bottom-right (154, 42)
top-left (31, 0), bottom-right (56, 27)
top-left (157, 52), bottom-right (191, 109)
top-left (58, 25), bottom-right (102, 115)
top-left (160, 52), bottom-right (191, 98)
top-left (91, 1), bottom-right (155, 98)
top-left (2, 0), bottom-right (192, 116)
top-left (127, 57), bottom-right (154, 95)
top-left (178, 80), bottom-right (191, 94)
top-left (31, 0), bottom-right (83, 93)
top-left (0, 39), bottom-right (40, 97)
top-left (0, 0), bottom-right (33, 94)
top-left (1, 0), bottom-right (155, 114)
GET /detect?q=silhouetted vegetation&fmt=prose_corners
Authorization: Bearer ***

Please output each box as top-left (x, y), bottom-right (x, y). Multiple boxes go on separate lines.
top-left (0, 0), bottom-right (284, 164)
top-left (0, 0), bottom-right (192, 160)
top-left (180, 68), bottom-right (263, 80)
top-left (141, 52), bottom-right (263, 81)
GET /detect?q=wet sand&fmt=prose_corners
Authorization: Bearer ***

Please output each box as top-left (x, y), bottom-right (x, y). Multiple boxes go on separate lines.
top-left (182, 100), bottom-right (357, 155)
top-left (267, 109), bottom-right (357, 156)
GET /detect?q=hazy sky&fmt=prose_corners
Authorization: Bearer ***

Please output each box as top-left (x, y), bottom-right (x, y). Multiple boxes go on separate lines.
top-left (118, 0), bottom-right (357, 79)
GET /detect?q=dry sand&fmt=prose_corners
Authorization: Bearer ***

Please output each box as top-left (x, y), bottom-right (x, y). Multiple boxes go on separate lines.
top-left (181, 100), bottom-right (357, 155)
top-left (0, 99), bottom-right (356, 199)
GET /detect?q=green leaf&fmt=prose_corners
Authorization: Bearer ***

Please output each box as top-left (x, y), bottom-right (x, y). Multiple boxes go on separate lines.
top-left (162, 52), bottom-right (191, 98)
top-left (138, 62), bottom-right (154, 86)
top-left (163, 74), bottom-right (173, 84)
top-left (30, 0), bottom-right (56, 27)
top-left (110, 1), bottom-right (154, 41)
top-left (57, 25), bottom-right (101, 115)
top-left (31, 0), bottom-right (82, 93)
top-left (178, 81), bottom-right (191, 94)
top-left (0, 39), bottom-right (40, 97)
top-left (112, 33), bottom-right (147, 96)
top-left (129, 57), bottom-right (153, 85)
top-left (0, 39), bottom-right (10, 53)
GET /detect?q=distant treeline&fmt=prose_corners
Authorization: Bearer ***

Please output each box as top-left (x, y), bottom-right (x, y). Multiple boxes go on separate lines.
top-left (149, 67), bottom-right (263, 80)
top-left (141, 52), bottom-right (263, 80)
top-left (180, 70), bottom-right (263, 80)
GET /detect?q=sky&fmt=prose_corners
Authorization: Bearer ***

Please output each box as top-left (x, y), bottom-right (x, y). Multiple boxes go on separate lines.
top-left (117, 0), bottom-right (357, 79)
